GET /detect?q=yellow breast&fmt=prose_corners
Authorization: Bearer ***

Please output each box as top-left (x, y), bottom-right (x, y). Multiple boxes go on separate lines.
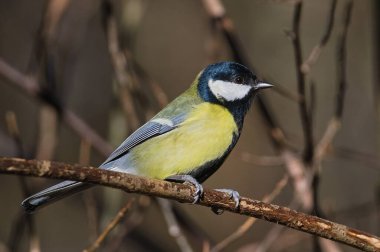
top-left (129, 103), bottom-right (238, 179)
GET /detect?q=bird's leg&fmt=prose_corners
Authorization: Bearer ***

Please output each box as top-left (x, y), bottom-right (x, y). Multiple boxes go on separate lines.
top-left (211, 189), bottom-right (240, 215)
top-left (165, 175), bottom-right (203, 204)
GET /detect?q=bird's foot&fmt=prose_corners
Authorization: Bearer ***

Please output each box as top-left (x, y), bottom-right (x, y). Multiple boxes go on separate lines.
top-left (165, 175), bottom-right (203, 204)
top-left (211, 189), bottom-right (240, 215)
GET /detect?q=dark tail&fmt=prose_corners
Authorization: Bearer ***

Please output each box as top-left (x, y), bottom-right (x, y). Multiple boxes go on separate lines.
top-left (21, 181), bottom-right (93, 213)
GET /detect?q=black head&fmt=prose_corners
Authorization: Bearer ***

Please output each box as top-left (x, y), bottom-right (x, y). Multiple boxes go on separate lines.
top-left (197, 62), bottom-right (271, 104)
top-left (197, 62), bottom-right (271, 125)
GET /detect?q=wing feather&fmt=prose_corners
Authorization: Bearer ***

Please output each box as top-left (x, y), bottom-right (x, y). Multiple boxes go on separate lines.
top-left (101, 114), bottom-right (185, 166)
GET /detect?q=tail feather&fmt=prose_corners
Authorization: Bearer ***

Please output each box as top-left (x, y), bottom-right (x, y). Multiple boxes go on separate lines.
top-left (21, 181), bottom-right (92, 213)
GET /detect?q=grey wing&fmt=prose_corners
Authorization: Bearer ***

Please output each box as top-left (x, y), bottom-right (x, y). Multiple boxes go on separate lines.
top-left (100, 114), bottom-right (186, 168)
top-left (21, 114), bottom-right (187, 213)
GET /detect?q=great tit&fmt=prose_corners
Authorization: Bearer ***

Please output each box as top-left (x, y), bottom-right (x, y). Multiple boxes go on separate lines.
top-left (22, 61), bottom-right (272, 213)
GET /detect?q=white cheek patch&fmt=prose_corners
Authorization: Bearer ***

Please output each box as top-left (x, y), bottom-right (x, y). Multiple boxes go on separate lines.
top-left (208, 79), bottom-right (252, 101)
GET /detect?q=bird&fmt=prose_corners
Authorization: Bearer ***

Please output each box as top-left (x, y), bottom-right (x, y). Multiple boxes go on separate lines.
top-left (21, 61), bottom-right (272, 213)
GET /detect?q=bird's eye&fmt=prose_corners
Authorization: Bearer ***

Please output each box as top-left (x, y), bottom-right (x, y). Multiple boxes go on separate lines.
top-left (234, 76), bottom-right (244, 84)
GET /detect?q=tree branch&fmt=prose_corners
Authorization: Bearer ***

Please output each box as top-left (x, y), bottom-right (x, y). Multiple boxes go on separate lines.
top-left (83, 199), bottom-right (135, 252)
top-left (301, 0), bottom-right (337, 74)
top-left (335, 0), bottom-right (352, 119)
top-left (158, 198), bottom-right (194, 252)
top-left (0, 157), bottom-right (379, 252)
top-left (289, 2), bottom-right (314, 163)
top-left (0, 58), bottom-right (113, 156)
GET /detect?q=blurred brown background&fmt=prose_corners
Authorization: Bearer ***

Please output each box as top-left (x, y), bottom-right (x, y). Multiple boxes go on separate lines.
top-left (0, 0), bottom-right (379, 251)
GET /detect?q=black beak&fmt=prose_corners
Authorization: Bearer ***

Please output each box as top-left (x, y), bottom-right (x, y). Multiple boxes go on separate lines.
top-left (255, 82), bottom-right (273, 90)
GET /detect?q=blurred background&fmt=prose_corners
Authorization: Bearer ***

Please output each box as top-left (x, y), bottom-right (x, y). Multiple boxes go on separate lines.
top-left (0, 0), bottom-right (379, 251)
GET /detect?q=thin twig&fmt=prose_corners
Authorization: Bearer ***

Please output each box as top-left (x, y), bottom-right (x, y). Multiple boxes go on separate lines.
top-left (332, 147), bottom-right (380, 172)
top-left (103, 1), bottom-right (164, 128)
top-left (102, 0), bottom-right (141, 132)
top-left (309, 80), bottom-right (316, 128)
top-left (240, 152), bottom-right (284, 167)
top-left (5, 113), bottom-right (41, 252)
top-left (79, 140), bottom-right (92, 166)
top-left (0, 59), bottom-right (39, 95)
top-left (301, 0), bottom-right (337, 74)
top-left (315, 118), bottom-right (341, 161)
top-left (289, 2), bottom-right (314, 163)
top-left (170, 204), bottom-right (213, 249)
top-left (289, 4), bottom-right (321, 251)
top-left (146, 77), bottom-right (169, 108)
top-left (281, 150), bottom-right (313, 210)
top-left (130, 55), bottom-right (169, 108)
top-left (30, 0), bottom-right (63, 161)
top-left (313, 0), bottom-right (354, 185)
top-left (312, 3), bottom-right (353, 251)
top-left (83, 199), bottom-right (135, 252)
top-left (158, 199), bottom-right (194, 252)
top-left (211, 175), bottom-right (288, 252)
top-left (0, 58), bottom-right (113, 156)
top-left (261, 175), bottom-right (289, 203)
top-left (335, 0), bottom-right (353, 119)
top-left (205, 19), bottom-right (224, 63)
top-left (5, 112), bottom-right (23, 156)
top-left (5, 112), bottom-right (26, 252)
top-left (1, 157), bottom-right (380, 252)
top-left (63, 110), bottom-right (113, 156)
top-left (35, 106), bottom-right (58, 160)
top-left (270, 82), bottom-right (303, 103)
top-left (106, 196), bottom-right (151, 252)
top-left (32, 0), bottom-right (69, 161)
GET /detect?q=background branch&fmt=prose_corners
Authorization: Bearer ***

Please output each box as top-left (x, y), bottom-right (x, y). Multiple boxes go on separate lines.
top-left (301, 0), bottom-right (337, 74)
top-left (5, 112), bottom-right (40, 252)
top-left (289, 2), bottom-right (314, 163)
top-left (0, 58), bottom-right (113, 156)
top-left (84, 199), bottom-right (135, 252)
top-left (157, 198), bottom-right (194, 252)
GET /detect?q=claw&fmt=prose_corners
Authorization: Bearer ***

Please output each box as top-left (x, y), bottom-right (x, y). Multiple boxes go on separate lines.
top-left (212, 189), bottom-right (240, 214)
top-left (165, 175), bottom-right (203, 203)
top-left (211, 206), bottom-right (224, 215)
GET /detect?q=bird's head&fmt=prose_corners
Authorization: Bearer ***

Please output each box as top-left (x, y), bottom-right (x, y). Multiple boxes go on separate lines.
top-left (197, 62), bottom-right (272, 107)
top-left (196, 62), bottom-right (272, 127)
